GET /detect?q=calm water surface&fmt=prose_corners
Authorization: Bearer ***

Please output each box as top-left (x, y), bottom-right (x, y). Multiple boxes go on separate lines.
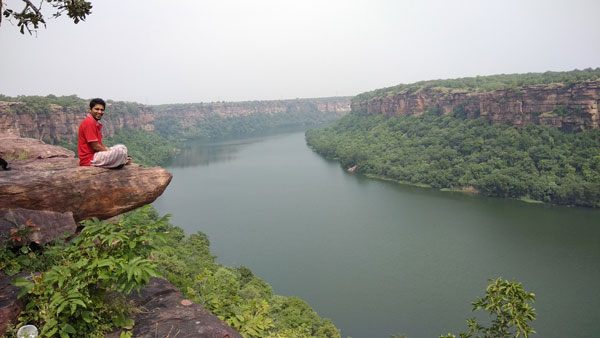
top-left (154, 132), bottom-right (600, 338)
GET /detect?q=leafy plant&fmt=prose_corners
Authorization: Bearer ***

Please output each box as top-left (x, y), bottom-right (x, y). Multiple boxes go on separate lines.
top-left (12, 207), bottom-right (167, 337)
top-left (7, 219), bottom-right (40, 245)
top-left (440, 278), bottom-right (536, 338)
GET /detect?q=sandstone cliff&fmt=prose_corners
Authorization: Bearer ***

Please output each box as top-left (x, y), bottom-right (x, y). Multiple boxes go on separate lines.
top-left (351, 81), bottom-right (600, 131)
top-left (0, 97), bottom-right (351, 144)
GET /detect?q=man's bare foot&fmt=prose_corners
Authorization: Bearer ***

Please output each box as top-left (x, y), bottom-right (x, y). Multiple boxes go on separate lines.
top-left (125, 157), bottom-right (132, 165)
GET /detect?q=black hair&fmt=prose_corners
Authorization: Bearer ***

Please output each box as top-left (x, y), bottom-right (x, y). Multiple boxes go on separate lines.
top-left (89, 98), bottom-right (106, 109)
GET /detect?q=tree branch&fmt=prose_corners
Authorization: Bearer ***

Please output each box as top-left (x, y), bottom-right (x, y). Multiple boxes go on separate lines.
top-left (21, 0), bottom-right (45, 23)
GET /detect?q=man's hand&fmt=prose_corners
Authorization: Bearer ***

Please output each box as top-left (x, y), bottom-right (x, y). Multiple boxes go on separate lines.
top-left (89, 141), bottom-right (109, 152)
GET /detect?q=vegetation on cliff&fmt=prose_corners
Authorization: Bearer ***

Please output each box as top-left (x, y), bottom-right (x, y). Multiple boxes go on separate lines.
top-left (440, 278), bottom-right (536, 338)
top-left (1, 206), bottom-right (341, 338)
top-left (3, 212), bottom-right (162, 337)
top-left (353, 68), bottom-right (600, 103)
top-left (306, 110), bottom-right (600, 207)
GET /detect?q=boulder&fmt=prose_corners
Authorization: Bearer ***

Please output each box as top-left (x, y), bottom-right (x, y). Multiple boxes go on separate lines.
top-left (0, 156), bottom-right (172, 222)
top-left (0, 209), bottom-right (77, 245)
top-left (0, 136), bottom-right (75, 160)
top-left (106, 278), bottom-right (242, 338)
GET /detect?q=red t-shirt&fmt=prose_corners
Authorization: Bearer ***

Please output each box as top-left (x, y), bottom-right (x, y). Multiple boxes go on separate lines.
top-left (78, 114), bottom-right (104, 166)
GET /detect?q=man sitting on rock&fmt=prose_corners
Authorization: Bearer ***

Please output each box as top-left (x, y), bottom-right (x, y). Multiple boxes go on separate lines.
top-left (78, 98), bottom-right (131, 168)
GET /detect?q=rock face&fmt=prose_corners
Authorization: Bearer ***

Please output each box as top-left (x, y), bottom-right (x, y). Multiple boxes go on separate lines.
top-left (0, 101), bottom-right (155, 144)
top-left (0, 209), bottom-right (76, 245)
top-left (0, 97), bottom-right (351, 144)
top-left (106, 278), bottom-right (242, 338)
top-left (351, 81), bottom-right (600, 130)
top-left (0, 135), bottom-right (75, 160)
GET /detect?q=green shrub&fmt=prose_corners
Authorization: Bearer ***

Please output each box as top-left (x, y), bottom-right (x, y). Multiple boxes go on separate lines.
top-left (12, 208), bottom-right (167, 337)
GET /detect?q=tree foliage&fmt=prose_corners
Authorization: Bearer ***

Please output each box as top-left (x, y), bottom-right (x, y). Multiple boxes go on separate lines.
top-left (104, 129), bottom-right (179, 167)
top-left (1, 0), bottom-right (92, 34)
top-left (440, 278), bottom-right (536, 338)
top-left (306, 111), bottom-right (600, 207)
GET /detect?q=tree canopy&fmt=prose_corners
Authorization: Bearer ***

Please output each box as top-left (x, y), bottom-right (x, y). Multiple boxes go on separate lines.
top-left (1, 0), bottom-right (92, 34)
top-left (306, 110), bottom-right (600, 207)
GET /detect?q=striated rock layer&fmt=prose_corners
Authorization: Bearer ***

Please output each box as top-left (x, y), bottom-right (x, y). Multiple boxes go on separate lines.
top-left (0, 97), bottom-right (351, 143)
top-left (351, 81), bottom-right (600, 130)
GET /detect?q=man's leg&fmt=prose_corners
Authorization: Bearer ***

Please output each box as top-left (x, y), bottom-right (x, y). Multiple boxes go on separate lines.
top-left (90, 144), bottom-right (129, 169)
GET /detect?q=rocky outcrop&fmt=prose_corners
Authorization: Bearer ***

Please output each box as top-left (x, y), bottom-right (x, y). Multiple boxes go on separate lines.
top-left (0, 135), bottom-right (75, 160)
top-left (0, 137), bottom-right (240, 338)
top-left (0, 136), bottom-right (172, 223)
top-left (0, 157), bottom-right (172, 222)
top-left (351, 81), bottom-right (600, 130)
top-left (0, 97), bottom-right (351, 144)
top-left (106, 278), bottom-right (242, 338)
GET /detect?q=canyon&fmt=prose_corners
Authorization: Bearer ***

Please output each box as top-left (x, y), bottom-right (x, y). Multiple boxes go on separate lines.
top-left (0, 97), bottom-right (351, 143)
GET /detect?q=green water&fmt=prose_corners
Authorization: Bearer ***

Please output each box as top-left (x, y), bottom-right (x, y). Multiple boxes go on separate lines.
top-left (153, 131), bottom-right (600, 338)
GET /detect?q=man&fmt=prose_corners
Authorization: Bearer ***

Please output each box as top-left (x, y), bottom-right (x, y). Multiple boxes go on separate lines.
top-left (78, 98), bottom-right (131, 168)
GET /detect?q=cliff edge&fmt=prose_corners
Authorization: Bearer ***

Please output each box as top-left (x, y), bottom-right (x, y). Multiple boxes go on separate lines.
top-left (0, 136), bottom-right (240, 338)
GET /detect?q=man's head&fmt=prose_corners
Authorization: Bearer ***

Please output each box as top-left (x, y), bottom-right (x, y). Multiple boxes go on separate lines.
top-left (89, 98), bottom-right (106, 121)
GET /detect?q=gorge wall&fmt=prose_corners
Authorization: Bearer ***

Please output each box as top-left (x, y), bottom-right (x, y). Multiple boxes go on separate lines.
top-left (0, 97), bottom-right (351, 143)
top-left (351, 81), bottom-right (600, 131)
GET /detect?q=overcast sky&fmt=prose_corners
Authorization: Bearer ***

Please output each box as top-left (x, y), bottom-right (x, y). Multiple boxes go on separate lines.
top-left (0, 0), bottom-right (599, 104)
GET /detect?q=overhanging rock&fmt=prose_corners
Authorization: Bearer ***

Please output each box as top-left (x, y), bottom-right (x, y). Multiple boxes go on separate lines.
top-left (0, 157), bottom-right (172, 222)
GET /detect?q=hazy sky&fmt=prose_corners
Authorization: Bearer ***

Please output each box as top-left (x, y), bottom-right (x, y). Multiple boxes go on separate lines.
top-left (1, 0), bottom-right (599, 104)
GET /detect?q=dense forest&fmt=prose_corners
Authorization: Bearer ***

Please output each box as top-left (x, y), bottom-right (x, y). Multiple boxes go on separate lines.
top-left (306, 109), bottom-right (600, 207)
top-left (307, 69), bottom-right (600, 208)
top-left (1, 206), bottom-right (340, 338)
top-left (353, 68), bottom-right (600, 103)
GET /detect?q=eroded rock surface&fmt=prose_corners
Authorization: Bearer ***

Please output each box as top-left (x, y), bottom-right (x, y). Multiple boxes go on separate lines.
top-left (106, 278), bottom-right (242, 338)
top-left (0, 209), bottom-right (76, 245)
top-left (0, 135), bottom-right (75, 160)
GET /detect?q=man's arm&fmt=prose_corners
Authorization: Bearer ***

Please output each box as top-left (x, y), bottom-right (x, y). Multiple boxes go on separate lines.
top-left (89, 141), bottom-right (109, 152)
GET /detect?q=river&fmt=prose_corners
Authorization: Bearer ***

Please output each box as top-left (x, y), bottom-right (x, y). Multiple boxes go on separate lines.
top-left (153, 131), bottom-right (600, 338)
